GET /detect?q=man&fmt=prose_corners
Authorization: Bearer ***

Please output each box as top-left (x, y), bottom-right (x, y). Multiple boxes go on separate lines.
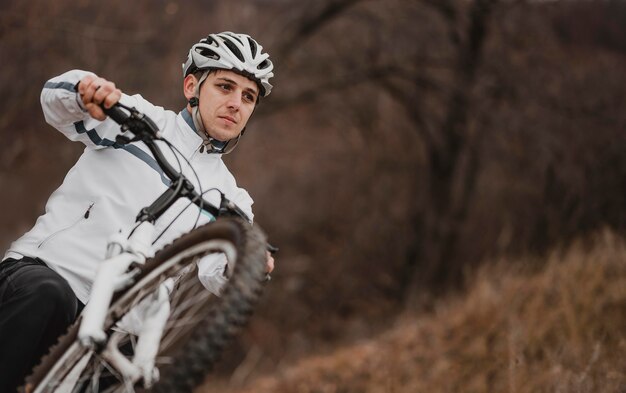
top-left (0, 32), bottom-right (275, 392)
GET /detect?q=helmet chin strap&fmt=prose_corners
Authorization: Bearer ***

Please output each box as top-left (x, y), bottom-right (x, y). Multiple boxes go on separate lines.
top-left (189, 70), bottom-right (243, 155)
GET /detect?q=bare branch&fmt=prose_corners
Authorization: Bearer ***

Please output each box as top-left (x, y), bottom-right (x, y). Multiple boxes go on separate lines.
top-left (257, 62), bottom-right (438, 117)
top-left (420, 0), bottom-right (457, 22)
top-left (276, 0), bottom-right (367, 58)
top-left (377, 77), bottom-right (443, 152)
top-left (257, 65), bottom-right (388, 116)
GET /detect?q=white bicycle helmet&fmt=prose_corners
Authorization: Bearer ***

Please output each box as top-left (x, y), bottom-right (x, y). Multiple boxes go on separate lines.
top-left (182, 32), bottom-right (274, 97)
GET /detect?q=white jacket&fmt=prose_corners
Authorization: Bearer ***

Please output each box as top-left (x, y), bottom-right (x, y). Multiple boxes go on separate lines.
top-left (3, 70), bottom-right (254, 303)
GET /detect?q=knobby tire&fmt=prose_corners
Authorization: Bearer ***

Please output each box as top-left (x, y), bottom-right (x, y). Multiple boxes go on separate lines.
top-left (22, 217), bottom-right (267, 393)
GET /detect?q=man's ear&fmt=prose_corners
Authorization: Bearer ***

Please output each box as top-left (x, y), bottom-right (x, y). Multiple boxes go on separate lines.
top-left (183, 74), bottom-right (198, 101)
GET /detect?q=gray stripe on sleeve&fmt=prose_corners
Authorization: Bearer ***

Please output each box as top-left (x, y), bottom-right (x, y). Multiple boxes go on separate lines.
top-left (44, 81), bottom-right (77, 92)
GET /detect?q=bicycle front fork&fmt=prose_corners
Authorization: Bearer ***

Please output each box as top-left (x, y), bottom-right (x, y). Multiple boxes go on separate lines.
top-left (101, 280), bottom-right (173, 387)
top-left (78, 221), bottom-right (156, 346)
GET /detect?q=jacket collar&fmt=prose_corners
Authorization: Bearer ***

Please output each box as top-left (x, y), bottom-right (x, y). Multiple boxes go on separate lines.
top-left (179, 108), bottom-right (229, 154)
top-left (181, 107), bottom-right (199, 135)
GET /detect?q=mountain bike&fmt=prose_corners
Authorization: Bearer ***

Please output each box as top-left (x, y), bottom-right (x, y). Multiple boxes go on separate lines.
top-left (21, 103), bottom-right (273, 393)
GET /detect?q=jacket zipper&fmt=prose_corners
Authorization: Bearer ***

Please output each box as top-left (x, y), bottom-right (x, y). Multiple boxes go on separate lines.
top-left (38, 202), bottom-right (94, 249)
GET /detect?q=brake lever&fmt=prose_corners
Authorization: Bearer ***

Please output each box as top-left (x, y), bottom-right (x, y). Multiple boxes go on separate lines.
top-left (267, 243), bottom-right (279, 254)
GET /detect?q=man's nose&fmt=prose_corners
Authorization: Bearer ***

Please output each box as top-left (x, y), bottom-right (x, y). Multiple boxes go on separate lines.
top-left (227, 93), bottom-right (241, 110)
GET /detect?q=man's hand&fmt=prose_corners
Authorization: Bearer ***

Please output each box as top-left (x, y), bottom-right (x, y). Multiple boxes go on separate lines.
top-left (77, 75), bottom-right (122, 121)
top-left (266, 251), bottom-right (275, 274)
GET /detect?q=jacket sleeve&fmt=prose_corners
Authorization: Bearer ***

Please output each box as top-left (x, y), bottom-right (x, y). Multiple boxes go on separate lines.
top-left (197, 254), bottom-right (229, 296)
top-left (40, 69), bottom-right (154, 149)
top-left (233, 188), bottom-right (255, 223)
top-left (196, 190), bottom-right (255, 297)
top-left (223, 167), bottom-right (255, 223)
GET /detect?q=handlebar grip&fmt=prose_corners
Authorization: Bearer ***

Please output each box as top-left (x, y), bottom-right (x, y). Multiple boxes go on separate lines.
top-left (103, 104), bottom-right (130, 124)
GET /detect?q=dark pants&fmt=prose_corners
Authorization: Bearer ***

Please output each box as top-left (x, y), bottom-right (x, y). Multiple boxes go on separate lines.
top-left (0, 257), bottom-right (84, 392)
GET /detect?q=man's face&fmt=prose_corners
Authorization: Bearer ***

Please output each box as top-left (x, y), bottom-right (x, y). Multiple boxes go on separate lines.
top-left (194, 70), bottom-right (259, 142)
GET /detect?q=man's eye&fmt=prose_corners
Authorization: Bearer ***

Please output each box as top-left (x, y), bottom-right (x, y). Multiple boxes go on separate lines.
top-left (244, 93), bottom-right (256, 103)
top-left (218, 84), bottom-right (231, 91)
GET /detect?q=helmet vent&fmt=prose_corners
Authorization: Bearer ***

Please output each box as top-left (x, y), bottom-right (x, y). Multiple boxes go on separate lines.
top-left (225, 32), bottom-right (244, 45)
top-left (196, 47), bottom-right (220, 60)
top-left (202, 36), bottom-right (218, 47)
top-left (247, 37), bottom-right (258, 57)
top-left (258, 60), bottom-right (269, 70)
top-left (222, 38), bottom-right (245, 62)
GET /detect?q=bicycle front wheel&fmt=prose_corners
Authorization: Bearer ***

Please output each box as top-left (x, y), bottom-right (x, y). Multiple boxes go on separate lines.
top-left (24, 217), bottom-right (268, 393)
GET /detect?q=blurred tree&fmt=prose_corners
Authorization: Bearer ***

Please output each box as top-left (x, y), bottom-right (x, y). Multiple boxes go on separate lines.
top-left (0, 0), bottom-right (625, 371)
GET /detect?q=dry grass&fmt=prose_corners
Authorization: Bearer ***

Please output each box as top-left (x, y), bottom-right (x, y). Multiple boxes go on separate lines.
top-left (207, 230), bottom-right (626, 393)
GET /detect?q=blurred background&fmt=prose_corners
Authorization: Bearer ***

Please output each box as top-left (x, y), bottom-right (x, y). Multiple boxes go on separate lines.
top-left (0, 0), bottom-right (625, 391)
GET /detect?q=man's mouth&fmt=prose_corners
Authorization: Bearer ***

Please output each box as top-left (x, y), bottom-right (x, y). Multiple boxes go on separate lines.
top-left (219, 115), bottom-right (237, 125)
